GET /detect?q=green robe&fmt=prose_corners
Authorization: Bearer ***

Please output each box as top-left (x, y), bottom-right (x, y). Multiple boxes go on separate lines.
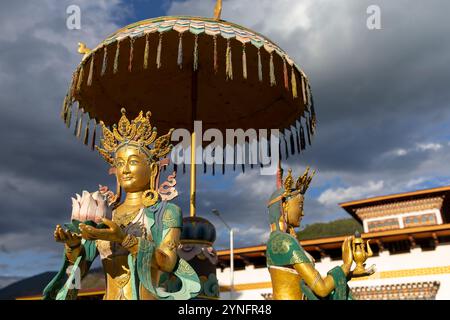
top-left (266, 230), bottom-right (353, 300)
top-left (43, 201), bottom-right (200, 300)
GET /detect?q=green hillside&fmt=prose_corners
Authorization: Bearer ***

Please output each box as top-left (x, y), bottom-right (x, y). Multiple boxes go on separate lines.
top-left (297, 218), bottom-right (363, 240)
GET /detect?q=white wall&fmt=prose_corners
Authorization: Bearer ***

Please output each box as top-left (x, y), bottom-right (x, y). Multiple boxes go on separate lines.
top-left (217, 243), bottom-right (450, 300)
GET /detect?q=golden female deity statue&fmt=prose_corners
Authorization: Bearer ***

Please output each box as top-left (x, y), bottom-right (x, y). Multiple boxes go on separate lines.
top-left (43, 109), bottom-right (200, 300)
top-left (266, 167), bottom-right (355, 300)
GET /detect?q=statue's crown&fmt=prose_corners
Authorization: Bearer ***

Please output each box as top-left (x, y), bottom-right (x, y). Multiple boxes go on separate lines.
top-left (283, 167), bottom-right (315, 198)
top-left (95, 108), bottom-right (173, 165)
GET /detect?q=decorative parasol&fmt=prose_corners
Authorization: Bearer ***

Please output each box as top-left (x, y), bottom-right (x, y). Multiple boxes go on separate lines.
top-left (60, 4), bottom-right (317, 217)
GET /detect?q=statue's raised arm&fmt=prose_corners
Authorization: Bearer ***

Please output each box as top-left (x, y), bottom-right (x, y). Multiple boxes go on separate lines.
top-left (266, 166), bottom-right (354, 300)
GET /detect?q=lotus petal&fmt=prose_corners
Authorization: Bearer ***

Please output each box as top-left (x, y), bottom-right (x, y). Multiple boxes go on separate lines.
top-left (94, 198), bottom-right (106, 223)
top-left (79, 191), bottom-right (91, 221)
top-left (71, 197), bottom-right (80, 221)
top-left (76, 193), bottom-right (82, 203)
top-left (86, 193), bottom-right (98, 222)
top-left (91, 191), bottom-right (100, 202)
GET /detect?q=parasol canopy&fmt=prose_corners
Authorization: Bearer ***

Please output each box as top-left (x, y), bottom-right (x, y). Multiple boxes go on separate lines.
top-left (61, 16), bottom-right (316, 159)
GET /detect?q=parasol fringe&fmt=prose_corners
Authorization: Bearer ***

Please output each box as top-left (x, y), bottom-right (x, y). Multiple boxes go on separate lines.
top-left (87, 53), bottom-right (94, 86)
top-left (73, 106), bottom-right (80, 136)
top-left (70, 69), bottom-right (79, 97)
top-left (269, 53), bottom-right (276, 86)
top-left (128, 37), bottom-right (135, 72)
top-left (143, 34), bottom-right (150, 70)
top-left (60, 95), bottom-right (68, 120)
top-left (301, 73), bottom-right (307, 105)
top-left (283, 58), bottom-right (289, 90)
top-left (91, 119), bottom-right (97, 151)
top-left (101, 46), bottom-right (108, 76)
top-left (305, 116), bottom-right (311, 146)
top-left (283, 131), bottom-right (289, 159)
top-left (291, 67), bottom-right (298, 99)
top-left (300, 121), bottom-right (306, 150)
top-left (193, 34), bottom-right (199, 71)
top-left (309, 84), bottom-right (317, 133)
top-left (226, 39), bottom-right (233, 80)
top-left (83, 118), bottom-right (90, 145)
top-left (65, 103), bottom-right (72, 128)
top-left (242, 44), bottom-right (247, 80)
top-left (113, 40), bottom-right (120, 74)
top-left (309, 113), bottom-right (315, 136)
top-left (76, 110), bottom-right (83, 139)
top-left (257, 48), bottom-right (263, 82)
top-left (279, 137), bottom-right (283, 161)
top-left (156, 33), bottom-right (163, 69)
top-left (305, 78), bottom-right (311, 111)
top-left (177, 33), bottom-right (183, 69)
top-left (289, 129), bottom-right (295, 155)
top-left (294, 124), bottom-right (301, 154)
top-left (183, 162), bottom-right (186, 174)
top-left (76, 64), bottom-right (84, 92)
top-left (213, 35), bottom-right (218, 74)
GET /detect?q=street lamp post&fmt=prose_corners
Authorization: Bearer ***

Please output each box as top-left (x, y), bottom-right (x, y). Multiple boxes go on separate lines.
top-left (212, 209), bottom-right (234, 300)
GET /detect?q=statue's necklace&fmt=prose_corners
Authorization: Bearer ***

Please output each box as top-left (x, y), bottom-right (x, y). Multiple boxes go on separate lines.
top-left (114, 208), bottom-right (142, 227)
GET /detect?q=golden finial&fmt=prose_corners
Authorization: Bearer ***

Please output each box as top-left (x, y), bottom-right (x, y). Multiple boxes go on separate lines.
top-left (95, 108), bottom-right (174, 166)
top-left (296, 166), bottom-right (316, 194)
top-left (283, 169), bottom-right (294, 197)
top-left (214, 0), bottom-right (223, 20)
top-left (281, 167), bottom-right (315, 198)
top-left (78, 42), bottom-right (92, 59)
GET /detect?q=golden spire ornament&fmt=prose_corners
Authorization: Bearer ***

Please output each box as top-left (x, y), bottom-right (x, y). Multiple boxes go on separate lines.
top-left (214, 0), bottom-right (222, 20)
top-left (95, 108), bottom-right (174, 166)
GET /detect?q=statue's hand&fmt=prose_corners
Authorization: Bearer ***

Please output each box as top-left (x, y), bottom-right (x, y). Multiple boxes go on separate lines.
top-left (79, 218), bottom-right (125, 243)
top-left (54, 225), bottom-right (81, 248)
top-left (341, 236), bottom-right (353, 274)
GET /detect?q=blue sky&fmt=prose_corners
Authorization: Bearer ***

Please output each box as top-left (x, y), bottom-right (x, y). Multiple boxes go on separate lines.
top-left (1, 0), bottom-right (450, 278)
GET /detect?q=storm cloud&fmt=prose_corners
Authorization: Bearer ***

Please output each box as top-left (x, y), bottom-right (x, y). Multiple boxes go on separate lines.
top-left (1, 0), bottom-right (450, 276)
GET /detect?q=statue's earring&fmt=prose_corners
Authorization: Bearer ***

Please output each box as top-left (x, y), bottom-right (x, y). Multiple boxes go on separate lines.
top-left (280, 200), bottom-right (288, 231)
top-left (142, 162), bottom-right (159, 207)
top-left (112, 174), bottom-right (122, 207)
top-left (107, 166), bottom-right (121, 209)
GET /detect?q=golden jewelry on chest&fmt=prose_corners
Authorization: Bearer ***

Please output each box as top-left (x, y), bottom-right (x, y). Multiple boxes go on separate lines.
top-left (113, 208), bottom-right (142, 227)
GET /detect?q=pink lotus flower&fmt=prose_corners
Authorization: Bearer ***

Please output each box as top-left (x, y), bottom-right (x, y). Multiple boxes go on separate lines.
top-left (71, 190), bottom-right (112, 223)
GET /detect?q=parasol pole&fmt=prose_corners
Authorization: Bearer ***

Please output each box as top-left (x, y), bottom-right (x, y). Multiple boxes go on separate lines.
top-left (189, 43), bottom-right (200, 217)
top-left (190, 1), bottom-right (222, 217)
top-left (190, 132), bottom-right (196, 217)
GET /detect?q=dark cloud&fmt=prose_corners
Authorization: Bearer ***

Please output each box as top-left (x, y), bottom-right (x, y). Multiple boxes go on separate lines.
top-left (1, 0), bottom-right (450, 276)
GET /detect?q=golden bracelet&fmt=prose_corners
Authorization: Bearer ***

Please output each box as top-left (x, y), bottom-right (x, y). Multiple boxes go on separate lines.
top-left (121, 234), bottom-right (138, 249)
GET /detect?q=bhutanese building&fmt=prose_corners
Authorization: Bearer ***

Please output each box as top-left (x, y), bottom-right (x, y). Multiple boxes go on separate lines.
top-left (216, 186), bottom-right (450, 300)
top-left (13, 185), bottom-right (450, 300)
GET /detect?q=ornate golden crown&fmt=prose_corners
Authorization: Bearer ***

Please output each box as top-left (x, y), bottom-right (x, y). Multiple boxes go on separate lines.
top-left (283, 167), bottom-right (315, 198)
top-left (95, 108), bottom-right (174, 165)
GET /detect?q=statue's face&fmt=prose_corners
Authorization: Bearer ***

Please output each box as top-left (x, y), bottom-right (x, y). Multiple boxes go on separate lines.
top-left (115, 146), bottom-right (151, 193)
top-left (284, 193), bottom-right (304, 228)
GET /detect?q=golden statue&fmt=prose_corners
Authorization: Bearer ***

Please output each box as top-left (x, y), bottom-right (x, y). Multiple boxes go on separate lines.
top-left (44, 109), bottom-right (200, 300)
top-left (266, 166), bottom-right (355, 300)
top-left (352, 231), bottom-right (375, 276)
